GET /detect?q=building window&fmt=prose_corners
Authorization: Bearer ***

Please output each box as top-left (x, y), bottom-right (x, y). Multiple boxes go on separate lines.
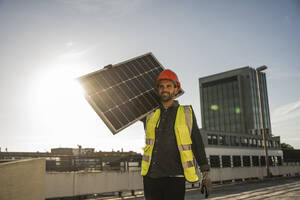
top-left (243, 156), bottom-right (251, 167)
top-left (269, 156), bottom-right (275, 166)
top-left (222, 156), bottom-right (231, 168)
top-left (208, 135), bottom-right (212, 145)
top-left (230, 136), bottom-right (234, 145)
top-left (252, 156), bottom-right (259, 166)
top-left (260, 156), bottom-right (266, 166)
top-left (253, 139), bottom-right (257, 146)
top-left (219, 135), bottom-right (226, 145)
top-left (235, 137), bottom-right (240, 145)
top-left (277, 156), bottom-right (282, 166)
top-left (212, 135), bottom-right (218, 145)
top-left (241, 138), bottom-right (248, 146)
top-left (230, 136), bottom-right (239, 146)
top-left (269, 141), bottom-right (273, 148)
top-left (210, 156), bottom-right (220, 168)
top-left (208, 135), bottom-right (218, 145)
top-left (265, 128), bottom-right (269, 135)
top-left (233, 156), bottom-right (241, 167)
top-left (276, 141), bottom-right (280, 148)
top-left (258, 140), bottom-right (261, 147)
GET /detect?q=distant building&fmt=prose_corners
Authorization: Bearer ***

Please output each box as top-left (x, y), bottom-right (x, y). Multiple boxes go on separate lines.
top-left (51, 147), bottom-right (95, 156)
top-left (0, 147), bottom-right (141, 172)
top-left (199, 67), bottom-right (282, 168)
top-left (51, 148), bottom-right (74, 155)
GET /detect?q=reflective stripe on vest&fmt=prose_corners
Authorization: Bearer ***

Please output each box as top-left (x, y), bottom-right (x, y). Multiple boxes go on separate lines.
top-left (141, 105), bottom-right (199, 183)
top-left (141, 109), bottom-right (160, 176)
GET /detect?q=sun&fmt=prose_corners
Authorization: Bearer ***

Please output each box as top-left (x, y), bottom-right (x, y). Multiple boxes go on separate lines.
top-left (28, 50), bottom-right (92, 144)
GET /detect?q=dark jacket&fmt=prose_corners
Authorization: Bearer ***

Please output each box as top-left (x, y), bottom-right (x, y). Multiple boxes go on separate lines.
top-left (142, 101), bottom-right (209, 178)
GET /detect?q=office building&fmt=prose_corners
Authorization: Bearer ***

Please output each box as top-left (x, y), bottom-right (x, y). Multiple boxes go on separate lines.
top-left (199, 67), bottom-right (282, 168)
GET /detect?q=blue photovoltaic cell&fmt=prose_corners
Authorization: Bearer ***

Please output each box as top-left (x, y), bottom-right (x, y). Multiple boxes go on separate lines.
top-left (77, 52), bottom-right (183, 134)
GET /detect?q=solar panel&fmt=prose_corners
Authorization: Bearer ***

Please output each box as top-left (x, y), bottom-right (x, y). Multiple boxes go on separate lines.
top-left (77, 52), bottom-right (183, 134)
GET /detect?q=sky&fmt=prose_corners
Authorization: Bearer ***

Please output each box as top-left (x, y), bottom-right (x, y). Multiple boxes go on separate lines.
top-left (0, 0), bottom-right (299, 153)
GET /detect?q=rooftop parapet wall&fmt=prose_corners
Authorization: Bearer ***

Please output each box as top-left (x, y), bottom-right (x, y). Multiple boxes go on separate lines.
top-left (45, 171), bottom-right (143, 199)
top-left (0, 158), bottom-right (45, 200)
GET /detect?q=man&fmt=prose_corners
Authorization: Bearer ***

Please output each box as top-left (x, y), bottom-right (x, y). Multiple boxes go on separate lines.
top-left (141, 69), bottom-right (212, 200)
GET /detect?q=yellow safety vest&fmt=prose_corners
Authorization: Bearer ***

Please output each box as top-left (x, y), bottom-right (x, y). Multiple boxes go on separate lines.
top-left (141, 105), bottom-right (199, 183)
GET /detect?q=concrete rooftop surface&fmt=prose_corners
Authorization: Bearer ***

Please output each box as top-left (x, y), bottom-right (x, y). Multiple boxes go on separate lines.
top-left (100, 176), bottom-right (300, 200)
top-left (186, 176), bottom-right (300, 200)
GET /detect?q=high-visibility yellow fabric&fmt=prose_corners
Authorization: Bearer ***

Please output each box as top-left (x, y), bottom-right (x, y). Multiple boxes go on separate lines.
top-left (141, 106), bottom-right (199, 183)
top-left (141, 109), bottom-right (160, 175)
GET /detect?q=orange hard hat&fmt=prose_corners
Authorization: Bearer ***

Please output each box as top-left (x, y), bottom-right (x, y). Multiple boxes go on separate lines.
top-left (155, 69), bottom-right (181, 90)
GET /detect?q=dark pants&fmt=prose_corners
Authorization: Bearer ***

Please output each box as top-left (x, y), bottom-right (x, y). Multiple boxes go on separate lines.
top-left (143, 176), bottom-right (186, 200)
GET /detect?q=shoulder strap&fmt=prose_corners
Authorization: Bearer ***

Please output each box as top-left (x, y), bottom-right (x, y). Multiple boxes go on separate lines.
top-left (182, 105), bottom-right (193, 135)
top-left (146, 109), bottom-right (156, 125)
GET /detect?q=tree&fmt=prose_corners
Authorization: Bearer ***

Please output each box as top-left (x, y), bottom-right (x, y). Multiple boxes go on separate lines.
top-left (281, 143), bottom-right (294, 149)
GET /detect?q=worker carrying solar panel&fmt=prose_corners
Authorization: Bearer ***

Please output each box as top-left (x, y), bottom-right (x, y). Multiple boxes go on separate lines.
top-left (77, 53), bottom-right (212, 199)
top-left (141, 69), bottom-right (212, 200)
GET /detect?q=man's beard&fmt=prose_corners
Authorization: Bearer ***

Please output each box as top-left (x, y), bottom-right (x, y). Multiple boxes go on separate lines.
top-left (159, 91), bottom-right (175, 102)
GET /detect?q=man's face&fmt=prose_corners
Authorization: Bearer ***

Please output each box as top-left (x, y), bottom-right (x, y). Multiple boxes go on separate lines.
top-left (157, 79), bottom-right (179, 102)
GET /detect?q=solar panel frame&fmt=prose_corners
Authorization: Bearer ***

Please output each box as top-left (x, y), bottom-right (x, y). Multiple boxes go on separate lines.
top-left (77, 52), bottom-right (184, 134)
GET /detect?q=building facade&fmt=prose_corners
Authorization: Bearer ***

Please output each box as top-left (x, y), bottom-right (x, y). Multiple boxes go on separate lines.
top-left (199, 67), bottom-right (282, 169)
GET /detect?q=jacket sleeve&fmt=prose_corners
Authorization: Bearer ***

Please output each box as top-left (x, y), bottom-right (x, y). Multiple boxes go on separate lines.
top-left (190, 106), bottom-right (210, 172)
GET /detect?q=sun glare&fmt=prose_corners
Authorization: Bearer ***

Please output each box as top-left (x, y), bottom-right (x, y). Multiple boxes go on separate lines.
top-left (32, 68), bottom-right (85, 118)
top-left (29, 52), bottom-right (91, 144)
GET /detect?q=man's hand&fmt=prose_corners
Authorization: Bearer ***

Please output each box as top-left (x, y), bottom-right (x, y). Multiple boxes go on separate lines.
top-left (200, 171), bottom-right (212, 198)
